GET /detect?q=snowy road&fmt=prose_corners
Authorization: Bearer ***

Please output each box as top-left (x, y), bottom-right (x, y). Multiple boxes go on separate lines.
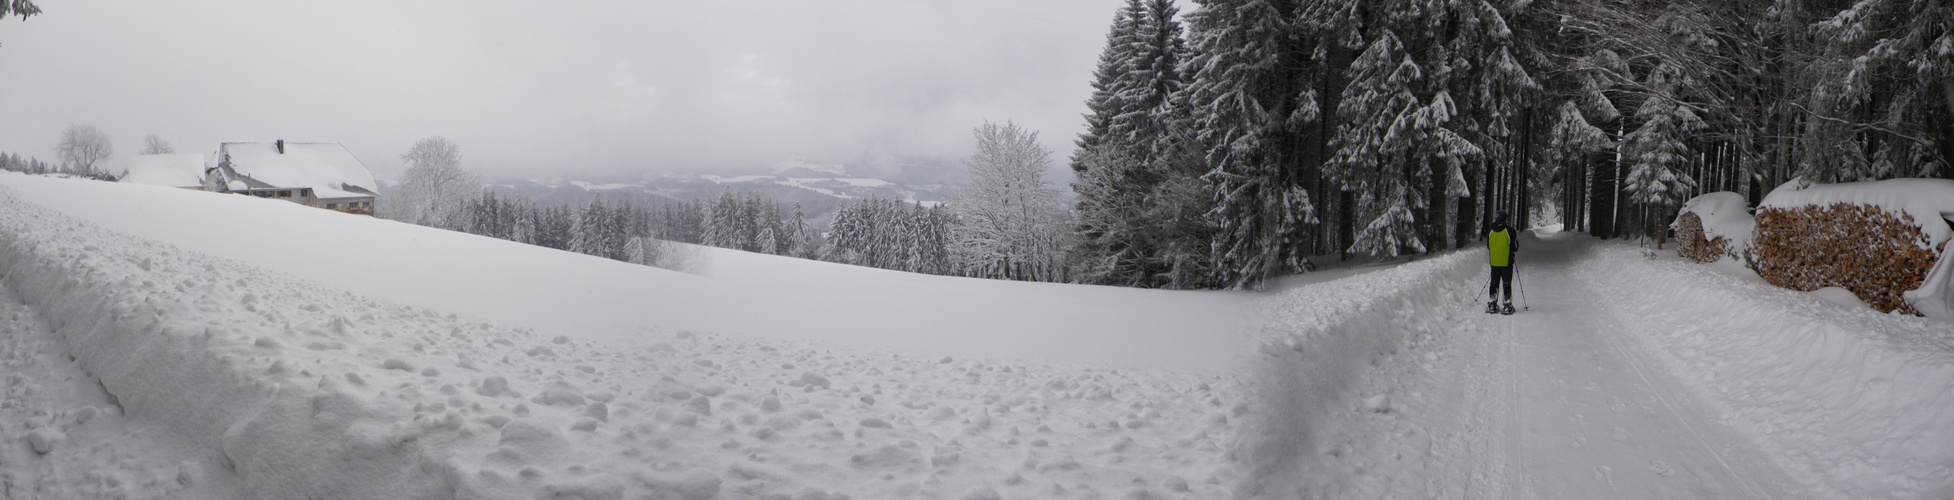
top-left (1461, 234), bottom-right (1802, 499)
top-left (1246, 230), bottom-right (1828, 499)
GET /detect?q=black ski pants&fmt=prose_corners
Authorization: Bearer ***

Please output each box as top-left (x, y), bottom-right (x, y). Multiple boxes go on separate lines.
top-left (1488, 265), bottom-right (1513, 302)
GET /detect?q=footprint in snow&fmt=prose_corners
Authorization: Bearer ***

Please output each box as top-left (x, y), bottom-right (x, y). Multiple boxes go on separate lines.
top-left (1648, 459), bottom-right (1674, 476)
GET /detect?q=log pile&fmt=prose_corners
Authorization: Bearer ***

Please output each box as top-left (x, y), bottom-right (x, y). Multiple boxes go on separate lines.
top-left (1752, 203), bottom-right (1945, 315)
top-left (1672, 212), bottom-right (1729, 264)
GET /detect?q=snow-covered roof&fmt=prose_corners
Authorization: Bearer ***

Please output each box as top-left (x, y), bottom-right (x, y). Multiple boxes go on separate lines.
top-left (219, 142), bottom-right (379, 199)
top-left (119, 153), bottom-right (209, 188)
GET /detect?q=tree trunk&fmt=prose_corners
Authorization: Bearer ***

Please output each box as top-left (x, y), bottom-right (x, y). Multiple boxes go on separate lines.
top-left (1517, 106), bottom-right (1533, 230)
top-left (1482, 144), bottom-right (1497, 236)
top-left (1456, 176), bottom-right (1477, 245)
top-left (1428, 162), bottom-right (1448, 251)
top-left (1339, 190), bottom-right (1356, 261)
top-left (1589, 151), bottom-right (1615, 239)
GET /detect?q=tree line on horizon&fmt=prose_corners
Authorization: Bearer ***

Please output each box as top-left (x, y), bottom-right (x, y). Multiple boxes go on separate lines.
top-left (383, 125), bottom-right (1073, 282)
top-left (1069, 0), bottom-right (1954, 290)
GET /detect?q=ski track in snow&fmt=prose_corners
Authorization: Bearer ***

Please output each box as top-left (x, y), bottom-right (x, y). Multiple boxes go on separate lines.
top-left (3, 173), bottom-right (1952, 498)
top-left (1236, 227), bottom-right (1951, 500)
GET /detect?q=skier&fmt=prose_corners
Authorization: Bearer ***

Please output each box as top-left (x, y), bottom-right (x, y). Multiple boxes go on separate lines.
top-left (1486, 210), bottom-right (1517, 315)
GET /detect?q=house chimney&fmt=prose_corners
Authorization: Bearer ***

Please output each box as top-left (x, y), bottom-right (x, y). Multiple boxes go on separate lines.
top-left (276, 139), bottom-right (284, 154)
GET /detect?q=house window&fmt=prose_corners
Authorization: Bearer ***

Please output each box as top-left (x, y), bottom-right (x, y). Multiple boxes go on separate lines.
top-left (280, 190), bottom-right (291, 197)
top-left (327, 203), bottom-right (339, 209)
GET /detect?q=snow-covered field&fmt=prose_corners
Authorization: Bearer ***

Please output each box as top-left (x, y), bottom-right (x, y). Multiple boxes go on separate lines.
top-left (2, 172), bottom-right (1950, 499)
top-left (0, 174), bottom-right (1258, 498)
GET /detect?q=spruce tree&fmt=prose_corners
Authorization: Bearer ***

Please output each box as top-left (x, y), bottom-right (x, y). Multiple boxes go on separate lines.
top-left (1619, 61), bottom-right (1702, 241)
top-left (1330, 29), bottom-right (1431, 257)
top-left (1072, 0), bottom-right (1202, 288)
top-left (1180, 0), bottom-right (1318, 289)
top-left (1072, 0), bottom-right (1146, 176)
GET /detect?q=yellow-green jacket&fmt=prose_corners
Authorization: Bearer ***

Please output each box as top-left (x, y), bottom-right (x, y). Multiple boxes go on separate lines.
top-left (1488, 223), bottom-right (1516, 267)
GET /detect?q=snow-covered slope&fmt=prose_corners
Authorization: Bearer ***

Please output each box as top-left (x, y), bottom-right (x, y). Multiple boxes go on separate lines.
top-left (2, 174), bottom-right (1253, 371)
top-left (0, 173), bottom-right (1256, 498)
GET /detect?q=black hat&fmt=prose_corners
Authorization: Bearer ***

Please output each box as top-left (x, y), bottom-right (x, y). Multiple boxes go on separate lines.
top-left (1495, 210), bottom-right (1510, 223)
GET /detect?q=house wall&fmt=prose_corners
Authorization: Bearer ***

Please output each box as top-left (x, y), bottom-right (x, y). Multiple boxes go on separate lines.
top-left (315, 197), bottom-right (376, 215)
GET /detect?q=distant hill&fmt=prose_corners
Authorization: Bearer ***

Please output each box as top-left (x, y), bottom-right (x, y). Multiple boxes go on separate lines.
top-left (481, 162), bottom-right (957, 226)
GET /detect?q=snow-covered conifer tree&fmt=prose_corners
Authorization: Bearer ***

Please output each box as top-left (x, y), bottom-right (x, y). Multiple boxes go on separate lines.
top-left (1179, 0), bottom-right (1318, 289)
top-left (1619, 61), bottom-right (1702, 242)
top-left (1071, 0), bottom-right (1204, 288)
top-left (1329, 30), bottom-right (1432, 257)
top-left (785, 202), bottom-right (820, 260)
top-left (1071, 0), bottom-right (1145, 176)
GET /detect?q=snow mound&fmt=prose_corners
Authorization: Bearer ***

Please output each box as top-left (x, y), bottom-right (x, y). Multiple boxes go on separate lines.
top-left (1235, 245), bottom-right (1486, 496)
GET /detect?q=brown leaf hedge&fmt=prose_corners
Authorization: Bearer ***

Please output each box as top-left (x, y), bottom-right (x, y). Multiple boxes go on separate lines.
top-left (1751, 203), bottom-right (1946, 315)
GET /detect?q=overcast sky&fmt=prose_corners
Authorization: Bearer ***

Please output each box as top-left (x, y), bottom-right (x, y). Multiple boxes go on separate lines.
top-left (0, 1), bottom-right (1139, 181)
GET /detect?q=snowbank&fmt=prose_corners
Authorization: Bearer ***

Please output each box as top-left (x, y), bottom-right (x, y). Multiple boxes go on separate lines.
top-left (1757, 178), bottom-right (1954, 318)
top-left (1580, 244), bottom-right (1954, 498)
top-left (1233, 247), bottom-right (1485, 496)
top-left (0, 192), bottom-right (467, 497)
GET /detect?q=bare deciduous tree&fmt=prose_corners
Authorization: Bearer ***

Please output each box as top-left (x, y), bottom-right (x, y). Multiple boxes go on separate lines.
top-left (948, 121), bottom-right (1072, 282)
top-left (55, 123), bottom-right (113, 177)
top-left (381, 136), bottom-right (481, 230)
top-left (141, 134), bottom-right (174, 155)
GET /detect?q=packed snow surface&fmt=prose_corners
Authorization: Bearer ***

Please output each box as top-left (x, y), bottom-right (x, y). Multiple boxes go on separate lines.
top-left (1236, 227), bottom-right (1954, 499)
top-left (3, 172), bottom-right (1950, 499)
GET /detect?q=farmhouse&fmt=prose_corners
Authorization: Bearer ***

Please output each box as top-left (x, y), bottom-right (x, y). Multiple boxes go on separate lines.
top-left (206, 140), bottom-right (380, 215)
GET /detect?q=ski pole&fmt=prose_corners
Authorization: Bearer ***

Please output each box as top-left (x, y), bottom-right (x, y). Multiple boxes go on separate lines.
top-left (1517, 256), bottom-right (1528, 311)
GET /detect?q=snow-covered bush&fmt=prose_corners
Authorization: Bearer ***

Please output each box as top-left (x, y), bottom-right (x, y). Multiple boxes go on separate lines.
top-left (1751, 179), bottom-right (1954, 317)
top-left (1671, 192), bottom-right (1753, 264)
